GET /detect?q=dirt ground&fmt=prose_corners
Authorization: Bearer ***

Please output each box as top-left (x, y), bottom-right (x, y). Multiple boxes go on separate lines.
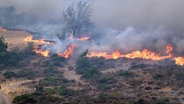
top-left (0, 30), bottom-right (30, 50)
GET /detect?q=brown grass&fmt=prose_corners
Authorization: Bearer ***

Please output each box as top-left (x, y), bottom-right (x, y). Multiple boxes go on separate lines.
top-left (0, 30), bottom-right (30, 50)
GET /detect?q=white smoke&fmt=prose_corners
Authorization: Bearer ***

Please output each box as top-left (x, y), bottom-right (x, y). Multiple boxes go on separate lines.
top-left (1, 0), bottom-right (184, 55)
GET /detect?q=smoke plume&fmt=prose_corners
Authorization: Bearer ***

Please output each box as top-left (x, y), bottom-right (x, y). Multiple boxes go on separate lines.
top-left (0, 0), bottom-right (184, 55)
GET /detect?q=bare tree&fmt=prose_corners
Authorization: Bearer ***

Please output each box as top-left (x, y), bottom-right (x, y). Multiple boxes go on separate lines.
top-left (58, 1), bottom-right (92, 39)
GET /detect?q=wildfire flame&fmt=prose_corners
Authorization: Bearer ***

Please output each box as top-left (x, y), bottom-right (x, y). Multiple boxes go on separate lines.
top-left (87, 44), bottom-right (173, 60)
top-left (124, 49), bottom-right (172, 60)
top-left (24, 35), bottom-right (54, 45)
top-left (23, 35), bottom-right (84, 58)
top-left (174, 57), bottom-right (184, 66)
top-left (69, 34), bottom-right (90, 41)
top-left (23, 34), bottom-right (184, 66)
top-left (33, 46), bottom-right (50, 57)
top-left (166, 44), bottom-right (173, 54)
top-left (77, 36), bottom-right (90, 41)
top-left (58, 44), bottom-right (75, 58)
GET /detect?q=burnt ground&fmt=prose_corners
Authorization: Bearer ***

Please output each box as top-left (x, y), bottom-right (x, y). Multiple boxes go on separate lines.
top-left (1, 30), bottom-right (184, 104)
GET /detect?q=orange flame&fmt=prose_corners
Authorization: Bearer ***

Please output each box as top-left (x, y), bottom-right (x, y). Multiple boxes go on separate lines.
top-left (124, 49), bottom-right (172, 60)
top-left (33, 46), bottom-right (50, 57)
top-left (174, 57), bottom-right (184, 66)
top-left (77, 36), bottom-right (90, 41)
top-left (87, 44), bottom-right (173, 60)
top-left (58, 44), bottom-right (75, 58)
top-left (69, 34), bottom-right (90, 41)
top-left (166, 44), bottom-right (173, 54)
top-left (24, 35), bottom-right (54, 45)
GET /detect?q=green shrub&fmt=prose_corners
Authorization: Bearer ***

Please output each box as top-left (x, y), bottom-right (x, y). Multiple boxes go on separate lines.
top-left (129, 63), bottom-right (147, 69)
top-left (50, 54), bottom-right (67, 67)
top-left (0, 37), bottom-right (22, 67)
top-left (58, 87), bottom-right (76, 96)
top-left (76, 57), bottom-right (92, 74)
top-left (175, 72), bottom-right (184, 80)
top-left (117, 70), bottom-right (135, 78)
top-left (97, 75), bottom-right (114, 84)
top-left (16, 70), bottom-right (35, 79)
top-left (43, 67), bottom-right (61, 77)
top-left (13, 92), bottom-right (62, 104)
top-left (39, 74), bottom-right (68, 86)
top-left (3, 71), bottom-right (16, 78)
top-left (6, 47), bottom-right (22, 66)
top-left (82, 69), bottom-right (101, 79)
top-left (0, 36), bottom-right (8, 66)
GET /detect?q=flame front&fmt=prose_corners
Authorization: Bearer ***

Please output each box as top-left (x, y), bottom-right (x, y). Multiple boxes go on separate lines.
top-left (24, 35), bottom-right (54, 45)
top-left (34, 46), bottom-right (50, 57)
top-left (58, 44), bottom-right (75, 58)
top-left (87, 44), bottom-right (173, 61)
top-left (77, 36), bottom-right (90, 41)
top-left (174, 57), bottom-right (184, 66)
top-left (23, 35), bottom-right (184, 66)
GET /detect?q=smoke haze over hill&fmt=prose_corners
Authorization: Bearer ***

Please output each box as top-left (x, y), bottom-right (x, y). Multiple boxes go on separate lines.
top-left (0, 0), bottom-right (184, 55)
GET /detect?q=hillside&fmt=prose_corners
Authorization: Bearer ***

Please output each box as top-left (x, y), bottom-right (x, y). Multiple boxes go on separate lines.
top-left (0, 29), bottom-right (184, 104)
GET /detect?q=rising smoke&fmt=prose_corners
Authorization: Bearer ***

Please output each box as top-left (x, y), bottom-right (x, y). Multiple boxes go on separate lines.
top-left (0, 0), bottom-right (184, 55)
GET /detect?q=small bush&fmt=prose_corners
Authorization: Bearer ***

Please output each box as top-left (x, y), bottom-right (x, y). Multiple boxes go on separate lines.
top-left (130, 63), bottom-right (147, 69)
top-left (58, 87), bottom-right (76, 96)
top-left (97, 75), bottom-right (114, 84)
top-left (43, 67), bottom-right (61, 77)
top-left (3, 71), bottom-right (16, 78)
top-left (81, 69), bottom-right (101, 79)
top-left (16, 70), bottom-right (35, 79)
top-left (117, 70), bottom-right (135, 78)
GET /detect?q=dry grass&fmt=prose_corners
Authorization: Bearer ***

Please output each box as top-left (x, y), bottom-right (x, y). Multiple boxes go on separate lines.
top-left (0, 30), bottom-right (30, 50)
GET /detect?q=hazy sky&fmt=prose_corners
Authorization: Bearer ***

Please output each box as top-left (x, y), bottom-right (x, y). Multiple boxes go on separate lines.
top-left (1, 0), bottom-right (184, 54)
top-left (0, 0), bottom-right (184, 30)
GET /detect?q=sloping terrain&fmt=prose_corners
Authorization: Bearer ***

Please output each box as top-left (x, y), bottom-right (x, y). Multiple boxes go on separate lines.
top-left (0, 30), bottom-right (29, 50)
top-left (0, 29), bottom-right (184, 104)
